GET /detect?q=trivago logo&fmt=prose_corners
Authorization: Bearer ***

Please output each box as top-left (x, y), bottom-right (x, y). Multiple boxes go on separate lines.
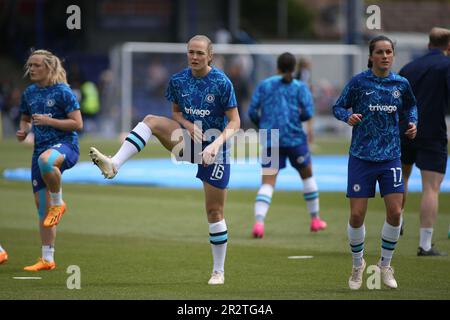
top-left (33, 113), bottom-right (53, 118)
top-left (184, 107), bottom-right (211, 117)
top-left (369, 104), bottom-right (397, 113)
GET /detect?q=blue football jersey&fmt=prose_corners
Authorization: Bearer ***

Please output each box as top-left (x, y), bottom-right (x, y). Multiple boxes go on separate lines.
top-left (248, 76), bottom-right (313, 147)
top-left (165, 67), bottom-right (237, 135)
top-left (19, 83), bottom-right (80, 155)
top-left (333, 70), bottom-right (418, 162)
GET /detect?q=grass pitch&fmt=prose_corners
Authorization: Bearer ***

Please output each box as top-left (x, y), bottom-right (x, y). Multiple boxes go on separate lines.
top-left (0, 137), bottom-right (449, 300)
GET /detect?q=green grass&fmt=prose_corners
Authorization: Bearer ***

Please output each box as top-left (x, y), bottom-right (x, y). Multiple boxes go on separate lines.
top-left (0, 137), bottom-right (449, 300)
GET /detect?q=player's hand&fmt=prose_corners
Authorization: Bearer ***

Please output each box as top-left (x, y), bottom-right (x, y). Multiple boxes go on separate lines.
top-left (347, 113), bottom-right (362, 126)
top-left (188, 123), bottom-right (204, 144)
top-left (16, 130), bottom-right (28, 141)
top-left (404, 122), bottom-right (417, 139)
top-left (200, 143), bottom-right (219, 166)
top-left (32, 114), bottom-right (51, 126)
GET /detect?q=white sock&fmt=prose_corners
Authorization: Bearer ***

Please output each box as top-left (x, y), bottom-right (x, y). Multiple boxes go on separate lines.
top-left (49, 189), bottom-right (63, 206)
top-left (419, 228), bottom-right (433, 251)
top-left (112, 122), bottom-right (152, 169)
top-left (0, 245), bottom-right (4, 253)
top-left (254, 184), bottom-right (274, 222)
top-left (42, 245), bottom-right (55, 263)
top-left (380, 219), bottom-right (402, 267)
top-left (209, 220), bottom-right (227, 273)
top-left (303, 177), bottom-right (319, 219)
top-left (348, 223), bottom-right (365, 267)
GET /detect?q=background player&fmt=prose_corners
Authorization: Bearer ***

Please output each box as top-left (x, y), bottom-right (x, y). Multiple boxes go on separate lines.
top-left (17, 49), bottom-right (83, 271)
top-left (89, 35), bottom-right (240, 285)
top-left (248, 52), bottom-right (326, 238)
top-left (333, 36), bottom-right (417, 289)
top-left (399, 27), bottom-right (450, 256)
top-left (0, 245), bottom-right (7, 264)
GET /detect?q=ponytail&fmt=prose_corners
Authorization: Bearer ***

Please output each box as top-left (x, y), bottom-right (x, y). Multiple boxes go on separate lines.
top-left (277, 52), bottom-right (296, 83)
top-left (281, 74), bottom-right (293, 83)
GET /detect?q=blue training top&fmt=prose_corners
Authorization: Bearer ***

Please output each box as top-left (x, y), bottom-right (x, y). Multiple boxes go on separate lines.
top-left (333, 69), bottom-right (418, 162)
top-left (165, 67), bottom-right (237, 133)
top-left (248, 75), bottom-right (313, 148)
top-left (19, 83), bottom-right (80, 156)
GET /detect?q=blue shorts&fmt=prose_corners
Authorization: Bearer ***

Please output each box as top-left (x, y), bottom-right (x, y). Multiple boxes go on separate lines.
top-left (347, 155), bottom-right (404, 198)
top-left (262, 144), bottom-right (311, 172)
top-left (175, 128), bottom-right (230, 189)
top-left (31, 143), bottom-right (79, 193)
top-left (196, 163), bottom-right (230, 189)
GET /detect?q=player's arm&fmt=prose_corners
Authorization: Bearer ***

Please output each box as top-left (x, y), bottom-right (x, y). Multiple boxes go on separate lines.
top-left (332, 80), bottom-right (362, 126)
top-left (32, 110), bottom-right (83, 131)
top-left (403, 81), bottom-right (418, 139)
top-left (299, 84), bottom-right (313, 122)
top-left (16, 114), bottom-right (32, 141)
top-left (298, 84), bottom-right (314, 143)
top-left (201, 108), bottom-right (240, 165)
top-left (404, 105), bottom-right (417, 139)
top-left (172, 103), bottom-right (203, 143)
top-left (248, 84), bottom-right (262, 127)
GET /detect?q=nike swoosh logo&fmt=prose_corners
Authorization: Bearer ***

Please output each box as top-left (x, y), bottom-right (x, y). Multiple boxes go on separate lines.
top-left (365, 91), bottom-right (375, 95)
top-left (394, 183), bottom-right (403, 187)
top-left (182, 93), bottom-right (190, 97)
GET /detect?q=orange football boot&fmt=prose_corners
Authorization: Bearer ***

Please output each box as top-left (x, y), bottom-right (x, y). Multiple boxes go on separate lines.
top-left (23, 258), bottom-right (56, 271)
top-left (0, 251), bottom-right (8, 264)
top-left (43, 202), bottom-right (66, 228)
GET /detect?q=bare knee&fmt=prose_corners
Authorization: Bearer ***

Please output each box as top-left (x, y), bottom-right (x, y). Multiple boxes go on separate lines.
top-left (349, 209), bottom-right (365, 227)
top-left (38, 150), bottom-right (52, 164)
top-left (424, 182), bottom-right (441, 194)
top-left (38, 150), bottom-right (57, 175)
top-left (299, 164), bottom-right (313, 179)
top-left (349, 216), bottom-right (365, 228)
top-left (143, 115), bottom-right (159, 132)
top-left (386, 209), bottom-right (402, 226)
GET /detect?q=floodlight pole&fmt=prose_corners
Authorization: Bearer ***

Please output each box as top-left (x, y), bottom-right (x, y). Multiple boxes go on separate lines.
top-left (277, 0), bottom-right (288, 38)
top-left (344, 0), bottom-right (364, 77)
top-left (229, 0), bottom-right (240, 36)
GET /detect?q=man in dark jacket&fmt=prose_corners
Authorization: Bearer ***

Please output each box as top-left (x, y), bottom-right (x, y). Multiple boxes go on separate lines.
top-left (400, 27), bottom-right (450, 256)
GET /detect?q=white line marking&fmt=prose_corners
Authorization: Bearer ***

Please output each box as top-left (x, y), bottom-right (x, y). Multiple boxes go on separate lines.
top-left (13, 277), bottom-right (42, 280)
top-left (288, 256), bottom-right (314, 259)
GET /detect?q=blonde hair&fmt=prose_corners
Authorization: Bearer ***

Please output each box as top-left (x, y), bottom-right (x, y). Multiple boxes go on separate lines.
top-left (24, 49), bottom-right (68, 85)
top-left (188, 35), bottom-right (213, 65)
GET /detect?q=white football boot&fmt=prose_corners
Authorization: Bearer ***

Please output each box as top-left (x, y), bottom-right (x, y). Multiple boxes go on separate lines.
top-left (377, 263), bottom-right (398, 289)
top-left (89, 147), bottom-right (117, 179)
top-left (208, 271), bottom-right (225, 285)
top-left (348, 258), bottom-right (366, 290)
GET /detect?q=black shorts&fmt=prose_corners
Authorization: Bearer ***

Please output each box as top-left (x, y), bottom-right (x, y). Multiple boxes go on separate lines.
top-left (401, 138), bottom-right (448, 174)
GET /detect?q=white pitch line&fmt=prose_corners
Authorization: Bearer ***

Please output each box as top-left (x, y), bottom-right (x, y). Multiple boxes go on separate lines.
top-left (13, 277), bottom-right (42, 280)
top-left (288, 256), bottom-right (314, 259)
